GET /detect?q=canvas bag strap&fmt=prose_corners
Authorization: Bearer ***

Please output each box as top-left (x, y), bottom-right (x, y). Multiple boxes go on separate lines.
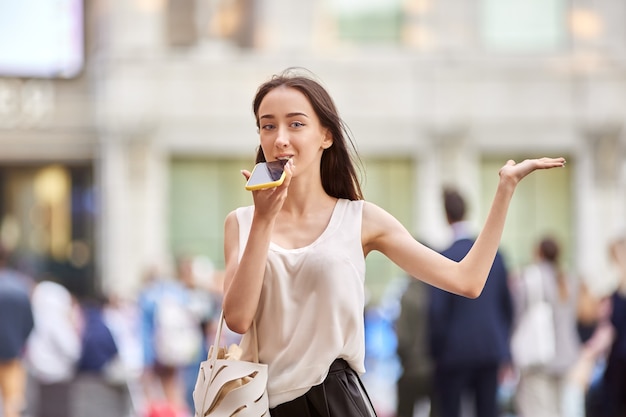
top-left (209, 310), bottom-right (260, 363)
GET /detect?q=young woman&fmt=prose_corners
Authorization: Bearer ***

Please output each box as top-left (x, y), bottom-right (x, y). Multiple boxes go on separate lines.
top-left (221, 68), bottom-right (566, 416)
top-left (512, 236), bottom-right (583, 417)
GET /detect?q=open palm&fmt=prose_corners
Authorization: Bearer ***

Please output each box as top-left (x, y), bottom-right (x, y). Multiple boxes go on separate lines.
top-left (499, 157), bottom-right (566, 185)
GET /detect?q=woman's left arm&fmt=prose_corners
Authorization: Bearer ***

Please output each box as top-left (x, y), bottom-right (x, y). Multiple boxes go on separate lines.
top-left (364, 157), bottom-right (565, 298)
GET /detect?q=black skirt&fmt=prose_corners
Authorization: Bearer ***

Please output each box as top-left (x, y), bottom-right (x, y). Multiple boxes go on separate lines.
top-left (269, 359), bottom-right (377, 417)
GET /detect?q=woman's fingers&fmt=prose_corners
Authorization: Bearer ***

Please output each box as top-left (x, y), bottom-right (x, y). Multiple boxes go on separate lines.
top-left (279, 159), bottom-right (295, 189)
top-left (499, 157), bottom-right (566, 184)
top-left (535, 157), bottom-right (567, 168)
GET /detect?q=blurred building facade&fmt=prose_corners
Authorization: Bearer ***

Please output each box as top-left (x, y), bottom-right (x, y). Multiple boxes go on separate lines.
top-left (0, 0), bottom-right (625, 300)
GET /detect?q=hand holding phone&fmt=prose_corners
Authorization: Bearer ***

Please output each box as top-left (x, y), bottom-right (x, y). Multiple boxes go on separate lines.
top-left (245, 160), bottom-right (288, 191)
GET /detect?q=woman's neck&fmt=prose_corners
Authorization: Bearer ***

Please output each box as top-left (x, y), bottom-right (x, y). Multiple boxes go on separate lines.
top-left (281, 175), bottom-right (331, 216)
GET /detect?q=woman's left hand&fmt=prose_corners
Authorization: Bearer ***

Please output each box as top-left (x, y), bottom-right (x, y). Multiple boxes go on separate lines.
top-left (498, 157), bottom-right (566, 186)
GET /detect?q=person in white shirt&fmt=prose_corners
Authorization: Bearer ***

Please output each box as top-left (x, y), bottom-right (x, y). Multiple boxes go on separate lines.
top-left (26, 279), bottom-right (82, 417)
top-left (222, 67), bottom-right (566, 416)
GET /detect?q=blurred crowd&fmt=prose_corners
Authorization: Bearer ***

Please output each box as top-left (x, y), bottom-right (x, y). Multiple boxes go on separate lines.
top-left (366, 189), bottom-right (626, 417)
top-left (0, 249), bottom-right (231, 417)
top-left (1, 190), bottom-right (625, 417)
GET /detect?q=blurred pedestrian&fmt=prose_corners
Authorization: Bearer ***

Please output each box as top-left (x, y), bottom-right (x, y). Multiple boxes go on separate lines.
top-left (223, 67), bottom-right (565, 417)
top-left (25, 278), bottom-right (83, 417)
top-left (596, 235), bottom-right (626, 417)
top-left (0, 244), bottom-right (34, 417)
top-left (76, 293), bottom-right (119, 375)
top-left (396, 271), bottom-right (438, 417)
top-left (100, 292), bottom-right (146, 415)
top-left (568, 295), bottom-right (614, 417)
top-left (71, 292), bottom-right (132, 417)
top-left (137, 261), bottom-right (203, 417)
top-left (563, 267), bottom-right (613, 417)
top-left (429, 187), bottom-right (514, 417)
top-left (512, 235), bottom-right (582, 417)
top-left (174, 254), bottom-right (219, 413)
top-left (101, 292), bottom-right (143, 380)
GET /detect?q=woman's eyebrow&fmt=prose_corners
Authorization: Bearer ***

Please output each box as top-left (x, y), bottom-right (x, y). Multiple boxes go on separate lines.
top-left (286, 112), bottom-right (309, 118)
top-left (259, 112), bottom-right (309, 120)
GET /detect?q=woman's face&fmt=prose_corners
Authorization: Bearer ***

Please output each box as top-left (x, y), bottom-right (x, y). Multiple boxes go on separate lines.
top-left (257, 86), bottom-right (332, 176)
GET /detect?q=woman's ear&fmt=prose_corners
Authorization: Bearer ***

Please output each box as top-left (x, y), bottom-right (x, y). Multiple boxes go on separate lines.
top-left (321, 131), bottom-right (333, 149)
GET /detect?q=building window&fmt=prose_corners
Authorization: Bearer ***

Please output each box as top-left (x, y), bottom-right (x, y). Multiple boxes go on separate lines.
top-left (0, 0), bottom-right (84, 79)
top-left (480, 0), bottom-right (567, 52)
top-left (168, 157), bottom-right (414, 303)
top-left (166, 0), bottom-right (198, 47)
top-left (0, 164), bottom-right (96, 295)
top-left (329, 0), bottom-right (403, 44)
top-left (361, 158), bottom-right (414, 301)
top-left (167, 0), bottom-right (255, 48)
top-left (479, 156), bottom-right (573, 269)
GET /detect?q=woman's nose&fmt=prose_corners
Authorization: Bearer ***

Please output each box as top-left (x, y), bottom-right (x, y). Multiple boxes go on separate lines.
top-left (275, 128), bottom-right (289, 148)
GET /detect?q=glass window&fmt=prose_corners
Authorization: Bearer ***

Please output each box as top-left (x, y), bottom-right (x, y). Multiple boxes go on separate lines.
top-left (169, 158), bottom-right (253, 268)
top-left (328, 0), bottom-right (403, 44)
top-left (481, 0), bottom-right (567, 52)
top-left (193, 0), bottom-right (254, 48)
top-left (361, 158), bottom-right (414, 302)
top-left (479, 156), bottom-right (573, 270)
top-left (169, 157), bottom-right (414, 303)
top-left (167, 0), bottom-right (198, 46)
top-left (0, 0), bottom-right (84, 78)
top-left (0, 164), bottom-right (96, 294)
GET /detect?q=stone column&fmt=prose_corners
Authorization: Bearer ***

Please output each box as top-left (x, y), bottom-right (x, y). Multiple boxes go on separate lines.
top-left (96, 133), bottom-right (168, 297)
top-left (577, 124), bottom-right (625, 293)
top-left (417, 126), bottom-right (473, 248)
top-left (415, 136), bottom-right (445, 248)
top-left (96, 135), bottom-right (132, 296)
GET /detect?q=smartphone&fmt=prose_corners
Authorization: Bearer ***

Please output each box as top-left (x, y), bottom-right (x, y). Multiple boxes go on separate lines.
top-left (245, 160), bottom-right (288, 191)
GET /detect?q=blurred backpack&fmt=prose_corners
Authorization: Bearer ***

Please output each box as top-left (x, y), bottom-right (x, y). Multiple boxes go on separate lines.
top-left (153, 294), bottom-right (203, 367)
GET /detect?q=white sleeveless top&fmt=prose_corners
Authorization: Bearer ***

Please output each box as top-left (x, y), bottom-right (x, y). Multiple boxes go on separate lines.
top-left (236, 199), bottom-right (366, 408)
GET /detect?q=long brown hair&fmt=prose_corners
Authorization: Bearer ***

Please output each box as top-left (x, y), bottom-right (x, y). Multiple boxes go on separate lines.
top-left (538, 235), bottom-right (568, 301)
top-left (252, 68), bottom-right (363, 201)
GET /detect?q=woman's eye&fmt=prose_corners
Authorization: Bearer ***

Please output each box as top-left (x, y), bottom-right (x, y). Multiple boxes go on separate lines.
top-left (291, 121), bottom-right (304, 128)
top-left (261, 124), bottom-right (275, 130)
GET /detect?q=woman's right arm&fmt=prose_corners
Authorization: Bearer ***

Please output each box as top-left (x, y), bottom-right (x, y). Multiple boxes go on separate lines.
top-left (222, 210), bottom-right (274, 334)
top-left (222, 160), bottom-right (294, 333)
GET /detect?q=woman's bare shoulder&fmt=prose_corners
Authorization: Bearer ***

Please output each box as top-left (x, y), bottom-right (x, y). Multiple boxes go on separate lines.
top-left (362, 200), bottom-right (398, 225)
top-left (224, 209), bottom-right (238, 227)
top-left (361, 201), bottom-right (410, 250)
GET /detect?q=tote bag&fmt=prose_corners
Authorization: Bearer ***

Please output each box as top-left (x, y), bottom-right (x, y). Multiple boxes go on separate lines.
top-left (511, 265), bottom-right (556, 369)
top-left (192, 312), bottom-right (269, 417)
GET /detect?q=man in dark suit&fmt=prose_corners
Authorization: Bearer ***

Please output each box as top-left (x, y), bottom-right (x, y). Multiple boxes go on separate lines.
top-left (429, 188), bottom-right (513, 417)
